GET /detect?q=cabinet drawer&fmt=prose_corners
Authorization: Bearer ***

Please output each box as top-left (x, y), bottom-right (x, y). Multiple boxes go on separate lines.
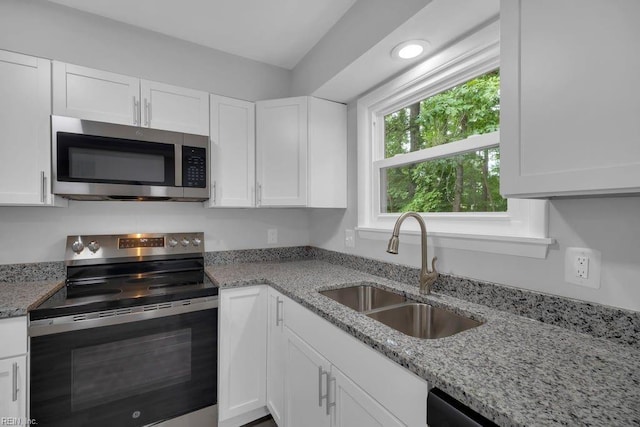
top-left (0, 317), bottom-right (27, 358)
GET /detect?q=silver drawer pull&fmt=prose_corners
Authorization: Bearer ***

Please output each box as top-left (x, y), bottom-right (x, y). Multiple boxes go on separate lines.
top-left (318, 366), bottom-right (328, 408)
top-left (275, 296), bottom-right (283, 326)
top-left (12, 362), bottom-right (18, 402)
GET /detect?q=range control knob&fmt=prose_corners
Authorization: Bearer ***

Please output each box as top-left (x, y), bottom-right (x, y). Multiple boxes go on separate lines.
top-left (87, 240), bottom-right (101, 253)
top-left (192, 237), bottom-right (202, 247)
top-left (71, 241), bottom-right (84, 254)
top-left (168, 238), bottom-right (178, 248)
top-left (180, 238), bottom-right (190, 247)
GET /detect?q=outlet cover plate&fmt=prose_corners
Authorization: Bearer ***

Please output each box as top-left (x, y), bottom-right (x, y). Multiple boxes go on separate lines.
top-left (564, 247), bottom-right (601, 289)
top-left (345, 229), bottom-right (355, 248)
top-left (267, 229), bottom-right (278, 244)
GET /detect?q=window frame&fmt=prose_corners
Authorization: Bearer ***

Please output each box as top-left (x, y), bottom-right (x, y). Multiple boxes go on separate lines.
top-left (356, 22), bottom-right (553, 258)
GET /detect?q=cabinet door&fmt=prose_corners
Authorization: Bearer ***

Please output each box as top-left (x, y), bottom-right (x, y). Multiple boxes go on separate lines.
top-left (141, 80), bottom-right (209, 135)
top-left (0, 356), bottom-right (27, 422)
top-left (219, 287), bottom-right (267, 422)
top-left (256, 97), bottom-right (308, 206)
top-left (266, 289), bottom-right (286, 426)
top-left (500, 0), bottom-right (640, 197)
top-left (0, 51), bottom-right (53, 205)
top-left (284, 329), bottom-right (331, 427)
top-left (52, 61), bottom-right (140, 126)
top-left (331, 368), bottom-right (404, 427)
top-left (307, 98), bottom-right (347, 208)
top-left (209, 95), bottom-right (256, 207)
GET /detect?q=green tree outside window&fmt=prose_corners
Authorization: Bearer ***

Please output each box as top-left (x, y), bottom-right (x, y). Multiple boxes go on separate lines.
top-left (383, 70), bottom-right (505, 213)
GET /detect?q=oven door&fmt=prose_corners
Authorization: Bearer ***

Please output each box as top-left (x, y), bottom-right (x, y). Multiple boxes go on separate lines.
top-left (30, 301), bottom-right (217, 427)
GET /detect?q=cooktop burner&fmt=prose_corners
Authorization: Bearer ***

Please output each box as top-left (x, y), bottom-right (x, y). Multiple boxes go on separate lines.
top-left (31, 232), bottom-right (218, 320)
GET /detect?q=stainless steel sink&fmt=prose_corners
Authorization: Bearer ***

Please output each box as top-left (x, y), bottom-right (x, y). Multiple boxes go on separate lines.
top-left (320, 285), bottom-right (482, 339)
top-left (319, 284), bottom-right (407, 312)
top-left (366, 303), bottom-right (482, 339)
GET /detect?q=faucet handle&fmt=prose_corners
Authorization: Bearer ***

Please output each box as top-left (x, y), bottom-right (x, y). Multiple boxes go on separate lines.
top-left (430, 256), bottom-right (438, 274)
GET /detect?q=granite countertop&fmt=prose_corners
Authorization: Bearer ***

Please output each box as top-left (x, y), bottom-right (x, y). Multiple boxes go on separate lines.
top-left (206, 260), bottom-right (640, 427)
top-left (0, 280), bottom-right (64, 318)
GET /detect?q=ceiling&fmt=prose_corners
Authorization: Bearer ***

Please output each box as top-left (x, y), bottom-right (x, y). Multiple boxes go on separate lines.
top-left (46, 0), bottom-right (356, 69)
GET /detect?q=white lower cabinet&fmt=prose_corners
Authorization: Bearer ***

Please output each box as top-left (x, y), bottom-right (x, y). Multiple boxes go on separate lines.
top-left (331, 366), bottom-right (404, 427)
top-left (0, 356), bottom-right (27, 423)
top-left (223, 287), bottom-right (428, 426)
top-left (284, 328), bottom-right (403, 427)
top-left (0, 317), bottom-right (27, 423)
top-left (284, 330), bottom-right (331, 427)
top-left (268, 288), bottom-right (429, 427)
top-left (218, 286), bottom-right (269, 427)
top-left (266, 288), bottom-right (286, 426)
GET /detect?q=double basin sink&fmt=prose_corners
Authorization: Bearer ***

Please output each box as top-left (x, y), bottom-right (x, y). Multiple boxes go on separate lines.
top-left (320, 284), bottom-right (481, 339)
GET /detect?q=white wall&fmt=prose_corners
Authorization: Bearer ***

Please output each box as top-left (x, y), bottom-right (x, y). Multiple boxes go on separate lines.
top-left (309, 104), bottom-right (640, 313)
top-left (0, 203), bottom-right (310, 263)
top-left (0, 0), bottom-right (291, 101)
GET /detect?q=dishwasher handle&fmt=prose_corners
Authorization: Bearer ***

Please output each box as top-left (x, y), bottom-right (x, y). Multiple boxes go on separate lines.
top-left (427, 388), bottom-right (497, 427)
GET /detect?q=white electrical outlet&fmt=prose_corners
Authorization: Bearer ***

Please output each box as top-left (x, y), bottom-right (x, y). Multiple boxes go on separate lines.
top-left (267, 229), bottom-right (278, 244)
top-left (345, 229), bottom-right (355, 248)
top-left (565, 247), bottom-right (601, 289)
top-left (575, 255), bottom-right (589, 279)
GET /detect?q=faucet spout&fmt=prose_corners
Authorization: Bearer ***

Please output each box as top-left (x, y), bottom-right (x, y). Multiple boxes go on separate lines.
top-left (386, 212), bottom-right (438, 294)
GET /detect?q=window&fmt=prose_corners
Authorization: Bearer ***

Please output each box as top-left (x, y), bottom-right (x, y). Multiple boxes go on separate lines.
top-left (381, 70), bottom-right (504, 214)
top-left (356, 24), bottom-right (552, 258)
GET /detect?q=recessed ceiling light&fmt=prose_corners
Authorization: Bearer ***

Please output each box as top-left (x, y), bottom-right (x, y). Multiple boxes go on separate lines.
top-left (391, 40), bottom-right (430, 60)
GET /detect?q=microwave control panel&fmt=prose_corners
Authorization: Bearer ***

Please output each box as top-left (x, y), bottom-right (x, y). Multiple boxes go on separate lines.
top-left (182, 146), bottom-right (207, 188)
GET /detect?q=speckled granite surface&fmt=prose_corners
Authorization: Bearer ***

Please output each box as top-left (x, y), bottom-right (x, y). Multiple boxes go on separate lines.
top-left (2, 246), bottom-right (638, 348)
top-left (0, 280), bottom-right (64, 317)
top-left (206, 260), bottom-right (640, 427)
top-left (307, 248), bottom-right (640, 347)
top-left (0, 261), bottom-right (65, 283)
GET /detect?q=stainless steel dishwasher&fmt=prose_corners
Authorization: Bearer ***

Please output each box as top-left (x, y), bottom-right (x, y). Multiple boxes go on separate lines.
top-left (427, 388), bottom-right (498, 427)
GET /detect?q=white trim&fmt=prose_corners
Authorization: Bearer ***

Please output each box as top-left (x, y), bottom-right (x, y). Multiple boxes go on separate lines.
top-left (356, 227), bottom-right (554, 259)
top-left (356, 19), bottom-right (552, 258)
top-left (374, 131), bottom-right (499, 169)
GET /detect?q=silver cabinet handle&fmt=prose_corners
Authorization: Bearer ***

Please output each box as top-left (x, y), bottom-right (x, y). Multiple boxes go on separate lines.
top-left (212, 181), bottom-right (216, 205)
top-left (144, 98), bottom-right (150, 126)
top-left (133, 96), bottom-right (139, 125)
top-left (257, 183), bottom-right (262, 206)
top-left (40, 171), bottom-right (46, 203)
top-left (12, 362), bottom-right (18, 402)
top-left (326, 372), bottom-right (335, 415)
top-left (275, 296), bottom-right (283, 326)
top-left (318, 367), bottom-right (328, 408)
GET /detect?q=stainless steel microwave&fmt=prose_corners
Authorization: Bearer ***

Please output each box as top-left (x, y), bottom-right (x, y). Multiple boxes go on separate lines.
top-left (52, 115), bottom-right (209, 201)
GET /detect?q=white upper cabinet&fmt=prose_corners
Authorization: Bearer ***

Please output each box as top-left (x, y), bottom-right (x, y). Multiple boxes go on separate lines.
top-left (256, 96), bottom-right (346, 208)
top-left (307, 97), bottom-right (347, 208)
top-left (53, 62), bottom-right (140, 126)
top-left (53, 62), bottom-right (209, 135)
top-left (208, 95), bottom-right (256, 207)
top-left (0, 50), bottom-right (60, 206)
top-left (141, 80), bottom-right (209, 135)
top-left (256, 97), bottom-right (308, 207)
top-left (500, 0), bottom-right (640, 198)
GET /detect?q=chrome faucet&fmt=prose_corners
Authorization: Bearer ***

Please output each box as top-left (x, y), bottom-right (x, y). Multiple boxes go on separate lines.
top-left (386, 212), bottom-right (438, 294)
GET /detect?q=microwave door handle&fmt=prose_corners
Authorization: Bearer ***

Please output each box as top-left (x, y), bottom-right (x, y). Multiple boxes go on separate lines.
top-left (175, 145), bottom-right (182, 187)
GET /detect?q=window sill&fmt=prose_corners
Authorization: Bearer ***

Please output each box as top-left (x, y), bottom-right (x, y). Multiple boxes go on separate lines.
top-left (356, 227), bottom-right (555, 259)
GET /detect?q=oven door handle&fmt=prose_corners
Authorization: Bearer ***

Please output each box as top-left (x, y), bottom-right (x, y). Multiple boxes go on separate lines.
top-left (29, 296), bottom-right (218, 337)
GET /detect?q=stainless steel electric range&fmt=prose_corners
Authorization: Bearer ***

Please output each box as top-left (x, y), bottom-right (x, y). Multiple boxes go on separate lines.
top-left (29, 232), bottom-right (218, 427)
